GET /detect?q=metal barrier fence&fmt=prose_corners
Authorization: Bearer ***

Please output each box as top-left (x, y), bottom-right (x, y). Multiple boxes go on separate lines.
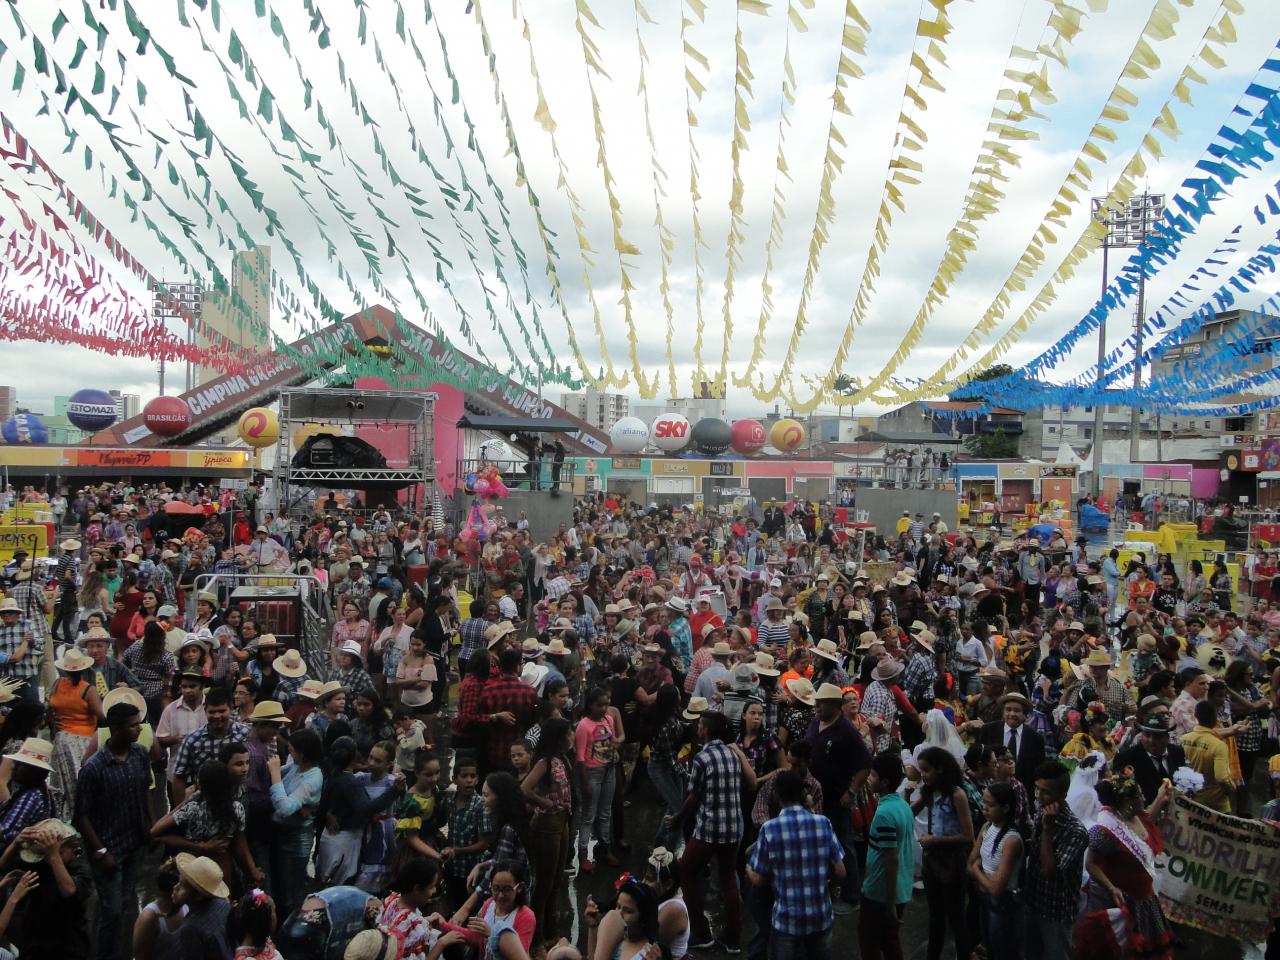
top-left (191, 573), bottom-right (332, 669)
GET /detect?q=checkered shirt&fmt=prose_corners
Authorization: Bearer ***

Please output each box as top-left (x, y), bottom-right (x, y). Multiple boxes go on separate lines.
top-left (7, 582), bottom-right (47, 640)
top-left (902, 651), bottom-right (937, 704)
top-left (570, 614), bottom-right (596, 643)
top-left (0, 619), bottom-right (40, 684)
top-left (749, 804), bottom-right (844, 935)
top-left (861, 679), bottom-right (898, 753)
top-left (477, 674), bottom-right (537, 768)
top-left (1026, 805), bottom-right (1089, 923)
top-left (151, 564), bottom-right (177, 604)
top-left (172, 720), bottom-right (250, 784)
top-left (689, 739), bottom-right (744, 845)
top-left (459, 617), bottom-right (494, 664)
top-left (75, 743), bottom-right (152, 861)
top-left (445, 790), bottom-right (492, 879)
top-left (668, 616), bottom-right (692, 664)
top-left (544, 577), bottom-right (572, 601)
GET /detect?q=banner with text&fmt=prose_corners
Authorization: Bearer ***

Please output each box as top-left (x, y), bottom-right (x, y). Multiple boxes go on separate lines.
top-left (1157, 794), bottom-right (1280, 942)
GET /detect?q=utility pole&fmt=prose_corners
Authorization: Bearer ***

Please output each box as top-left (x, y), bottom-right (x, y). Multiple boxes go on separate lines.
top-left (1089, 193), bottom-right (1165, 494)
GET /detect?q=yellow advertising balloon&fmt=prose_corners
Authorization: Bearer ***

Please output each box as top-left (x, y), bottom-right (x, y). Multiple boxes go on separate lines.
top-left (292, 422), bottom-right (339, 449)
top-left (769, 417), bottom-right (805, 453)
top-left (237, 407), bottom-right (280, 448)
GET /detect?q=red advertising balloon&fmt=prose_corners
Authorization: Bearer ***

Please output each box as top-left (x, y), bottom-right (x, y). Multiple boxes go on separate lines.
top-left (730, 419), bottom-right (767, 456)
top-left (143, 396), bottom-right (192, 436)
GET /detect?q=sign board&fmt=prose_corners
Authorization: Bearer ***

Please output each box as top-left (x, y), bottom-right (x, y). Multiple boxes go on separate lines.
top-left (0, 525), bottom-right (46, 561)
top-left (708, 462), bottom-right (735, 477)
top-left (611, 457), bottom-right (642, 470)
top-left (1038, 465), bottom-right (1077, 478)
top-left (1157, 794), bottom-right (1280, 942)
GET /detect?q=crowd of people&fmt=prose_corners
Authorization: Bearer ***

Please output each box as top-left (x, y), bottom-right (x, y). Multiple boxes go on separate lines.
top-left (0, 480), bottom-right (1275, 960)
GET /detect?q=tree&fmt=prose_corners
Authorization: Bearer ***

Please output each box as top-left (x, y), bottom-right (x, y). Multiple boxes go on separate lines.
top-left (833, 374), bottom-right (856, 396)
top-left (964, 428), bottom-right (1020, 459)
top-left (949, 364), bottom-right (1016, 401)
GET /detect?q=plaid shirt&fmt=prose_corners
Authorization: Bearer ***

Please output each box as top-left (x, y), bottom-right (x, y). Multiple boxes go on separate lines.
top-left (75, 742), bottom-right (152, 860)
top-left (0, 619), bottom-right (40, 684)
top-left (689, 739), bottom-right (744, 844)
top-left (459, 617), bottom-right (494, 664)
top-left (570, 613), bottom-right (596, 644)
top-left (860, 680), bottom-right (899, 753)
top-left (0, 784), bottom-right (51, 844)
top-left (454, 675), bottom-right (488, 737)
top-left (1026, 805), bottom-right (1089, 923)
top-left (749, 805), bottom-right (844, 935)
top-left (151, 564), bottom-right (177, 604)
top-left (173, 720), bottom-right (250, 784)
top-left (7, 582), bottom-right (48, 639)
top-left (274, 673), bottom-right (307, 708)
top-left (477, 674), bottom-right (537, 767)
top-left (668, 616), bottom-right (692, 664)
top-left (902, 651), bottom-right (936, 704)
top-left (445, 790), bottom-right (492, 880)
top-left (544, 577), bottom-right (572, 601)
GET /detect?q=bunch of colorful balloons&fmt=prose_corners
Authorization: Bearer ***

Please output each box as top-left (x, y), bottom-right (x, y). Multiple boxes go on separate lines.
top-left (459, 501), bottom-right (497, 543)
top-left (464, 463), bottom-right (510, 499)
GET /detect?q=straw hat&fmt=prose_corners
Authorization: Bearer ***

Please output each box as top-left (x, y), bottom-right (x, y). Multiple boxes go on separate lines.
top-left (891, 572), bottom-right (912, 586)
top-left (1068, 621), bottom-right (1086, 633)
top-left (641, 643), bottom-right (665, 655)
top-left (603, 603), bottom-right (622, 617)
top-left (246, 700), bottom-right (290, 724)
top-left (872, 658), bottom-right (904, 682)
top-left (336, 640), bottom-right (363, 661)
top-left (543, 637), bottom-right (572, 656)
top-left (60, 539), bottom-right (81, 552)
top-left (1083, 650), bottom-right (1113, 668)
top-left (196, 592), bottom-right (219, 606)
top-left (344, 929), bottom-right (403, 960)
top-left (275, 649), bottom-right (307, 678)
top-left (682, 696), bottom-right (710, 720)
top-left (521, 638), bottom-right (546, 660)
top-left (253, 633), bottom-right (283, 650)
top-left (856, 631), bottom-right (880, 649)
top-left (1136, 633), bottom-right (1158, 653)
top-left (547, 618), bottom-right (574, 634)
top-left (175, 853), bottom-right (230, 899)
top-left (13, 560), bottom-right (32, 582)
top-left (485, 622), bottom-right (516, 647)
top-left (317, 680), bottom-right (347, 701)
top-left (998, 692), bottom-right (1032, 711)
top-left (0, 678), bottom-right (24, 706)
top-left (785, 677), bottom-right (817, 706)
top-left (913, 630), bottom-right (936, 654)
top-left (751, 651), bottom-right (780, 677)
top-left (102, 686), bottom-right (147, 716)
top-left (10, 737), bottom-right (53, 772)
top-left (700, 622), bottom-right (721, 639)
top-left (53, 648), bottom-right (94, 673)
top-left (180, 634), bottom-right (211, 653)
top-left (765, 598), bottom-right (785, 612)
top-left (814, 682), bottom-right (845, 702)
top-left (18, 818), bottom-right (78, 864)
top-left (812, 638), bottom-right (842, 663)
top-left (296, 678), bottom-right (327, 701)
top-left (908, 620), bottom-right (927, 634)
top-left (710, 641), bottom-right (733, 657)
top-left (731, 663), bottom-right (759, 691)
top-left (0, 599), bottom-right (19, 615)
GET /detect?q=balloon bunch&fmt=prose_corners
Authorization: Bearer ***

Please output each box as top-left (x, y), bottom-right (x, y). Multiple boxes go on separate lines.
top-left (464, 464), bottom-right (510, 500)
top-left (458, 502), bottom-right (497, 544)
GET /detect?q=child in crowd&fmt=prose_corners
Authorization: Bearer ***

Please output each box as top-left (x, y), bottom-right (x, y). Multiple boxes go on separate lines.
top-left (443, 756), bottom-right (493, 909)
top-left (394, 707), bottom-right (429, 774)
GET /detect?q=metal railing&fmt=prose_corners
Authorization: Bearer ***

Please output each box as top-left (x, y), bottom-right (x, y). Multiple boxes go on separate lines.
top-left (456, 457), bottom-right (576, 494)
top-left (191, 572), bottom-right (333, 669)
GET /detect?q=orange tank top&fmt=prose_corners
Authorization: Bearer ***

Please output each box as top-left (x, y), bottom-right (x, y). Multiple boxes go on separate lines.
top-left (51, 678), bottom-right (97, 737)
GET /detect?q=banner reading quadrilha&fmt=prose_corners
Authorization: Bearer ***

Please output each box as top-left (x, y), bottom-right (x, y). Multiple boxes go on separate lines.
top-left (1156, 793), bottom-right (1280, 942)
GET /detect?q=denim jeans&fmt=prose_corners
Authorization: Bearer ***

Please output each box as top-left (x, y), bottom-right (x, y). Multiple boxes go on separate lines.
top-left (271, 824), bottom-right (314, 923)
top-left (92, 848), bottom-right (139, 960)
top-left (980, 897), bottom-right (1021, 960)
top-left (1023, 915), bottom-right (1071, 960)
top-left (648, 762), bottom-right (685, 849)
top-left (769, 929), bottom-right (832, 960)
top-left (577, 765), bottom-right (616, 856)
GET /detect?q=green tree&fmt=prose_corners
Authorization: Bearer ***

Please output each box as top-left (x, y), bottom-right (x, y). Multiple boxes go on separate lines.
top-left (833, 373), bottom-right (856, 396)
top-left (964, 428), bottom-right (1019, 459)
top-left (949, 363), bottom-right (1016, 401)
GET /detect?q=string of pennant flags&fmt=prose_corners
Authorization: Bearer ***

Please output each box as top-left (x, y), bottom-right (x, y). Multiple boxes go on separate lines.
top-left (0, 0), bottom-right (1279, 413)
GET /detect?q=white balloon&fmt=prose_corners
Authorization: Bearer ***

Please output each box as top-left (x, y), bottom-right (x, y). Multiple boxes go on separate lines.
top-left (650, 413), bottom-right (691, 452)
top-left (479, 438), bottom-right (512, 463)
top-left (609, 416), bottom-right (650, 453)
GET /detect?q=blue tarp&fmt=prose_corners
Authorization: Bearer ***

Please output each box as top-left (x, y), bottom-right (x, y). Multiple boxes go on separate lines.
top-left (1080, 504), bottom-right (1111, 531)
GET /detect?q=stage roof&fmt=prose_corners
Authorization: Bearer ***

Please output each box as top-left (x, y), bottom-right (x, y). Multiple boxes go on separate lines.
top-left (456, 415), bottom-right (582, 434)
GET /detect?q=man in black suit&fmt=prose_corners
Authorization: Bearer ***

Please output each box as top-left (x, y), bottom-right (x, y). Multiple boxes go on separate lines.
top-left (979, 692), bottom-right (1045, 790)
top-left (1114, 712), bottom-right (1185, 805)
top-left (762, 502), bottom-right (785, 538)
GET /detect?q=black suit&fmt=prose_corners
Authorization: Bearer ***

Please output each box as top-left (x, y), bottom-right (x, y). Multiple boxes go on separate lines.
top-left (1114, 743), bottom-right (1186, 805)
top-left (980, 721), bottom-right (1045, 790)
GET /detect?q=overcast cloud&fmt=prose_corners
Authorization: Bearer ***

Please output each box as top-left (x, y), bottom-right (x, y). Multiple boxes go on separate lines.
top-left (1, 0), bottom-right (1278, 416)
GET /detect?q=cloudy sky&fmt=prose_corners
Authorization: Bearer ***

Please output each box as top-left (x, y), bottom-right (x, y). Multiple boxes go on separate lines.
top-left (1, 0), bottom-right (1278, 417)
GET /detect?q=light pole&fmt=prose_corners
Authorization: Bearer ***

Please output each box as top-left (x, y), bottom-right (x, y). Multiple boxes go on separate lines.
top-left (151, 280), bottom-right (205, 394)
top-left (1089, 193), bottom-right (1165, 496)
